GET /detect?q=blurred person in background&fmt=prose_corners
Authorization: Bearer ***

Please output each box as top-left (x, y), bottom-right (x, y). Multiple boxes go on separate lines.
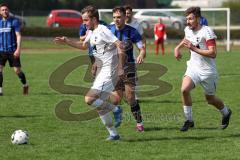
top-left (154, 18), bottom-right (166, 55)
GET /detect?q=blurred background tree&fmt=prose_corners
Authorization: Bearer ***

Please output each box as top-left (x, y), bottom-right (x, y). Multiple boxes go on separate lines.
top-left (222, 0), bottom-right (240, 25)
top-left (0, 0), bottom-right (173, 12)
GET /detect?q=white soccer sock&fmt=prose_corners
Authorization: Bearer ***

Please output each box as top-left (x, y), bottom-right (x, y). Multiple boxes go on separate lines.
top-left (99, 112), bottom-right (118, 136)
top-left (220, 106), bottom-right (229, 116)
top-left (0, 87), bottom-right (2, 93)
top-left (183, 106), bottom-right (193, 121)
top-left (91, 99), bottom-right (104, 108)
top-left (106, 126), bottom-right (118, 137)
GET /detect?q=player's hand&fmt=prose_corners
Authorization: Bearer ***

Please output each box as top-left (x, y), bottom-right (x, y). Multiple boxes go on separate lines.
top-left (174, 48), bottom-right (182, 61)
top-left (54, 36), bottom-right (68, 45)
top-left (136, 54), bottom-right (144, 64)
top-left (183, 39), bottom-right (193, 49)
top-left (13, 49), bottom-right (20, 58)
top-left (91, 63), bottom-right (97, 78)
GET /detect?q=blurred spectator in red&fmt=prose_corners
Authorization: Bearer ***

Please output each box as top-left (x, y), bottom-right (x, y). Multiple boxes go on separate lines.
top-left (154, 18), bottom-right (166, 55)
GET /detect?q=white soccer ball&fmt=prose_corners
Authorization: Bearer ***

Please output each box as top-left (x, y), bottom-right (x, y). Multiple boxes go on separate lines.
top-left (11, 130), bottom-right (29, 145)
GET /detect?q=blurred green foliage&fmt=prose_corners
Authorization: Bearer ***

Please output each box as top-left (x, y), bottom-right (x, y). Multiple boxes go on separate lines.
top-left (222, 0), bottom-right (240, 25)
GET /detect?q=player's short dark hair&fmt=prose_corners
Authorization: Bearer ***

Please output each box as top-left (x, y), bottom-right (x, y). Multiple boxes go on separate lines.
top-left (185, 7), bottom-right (201, 18)
top-left (81, 5), bottom-right (99, 21)
top-left (0, 3), bottom-right (9, 9)
top-left (112, 6), bottom-right (126, 15)
top-left (124, 5), bottom-right (132, 12)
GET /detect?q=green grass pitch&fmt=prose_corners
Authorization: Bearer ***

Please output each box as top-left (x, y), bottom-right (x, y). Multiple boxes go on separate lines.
top-left (0, 40), bottom-right (240, 160)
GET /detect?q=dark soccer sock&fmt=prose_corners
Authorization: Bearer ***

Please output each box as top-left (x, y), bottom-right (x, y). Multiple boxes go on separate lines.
top-left (131, 102), bottom-right (143, 123)
top-left (17, 72), bottom-right (27, 85)
top-left (156, 45), bottom-right (159, 55)
top-left (0, 72), bottom-right (3, 87)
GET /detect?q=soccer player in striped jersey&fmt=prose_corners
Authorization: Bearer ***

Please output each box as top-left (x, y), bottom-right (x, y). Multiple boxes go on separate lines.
top-left (108, 6), bottom-right (146, 132)
top-left (0, 3), bottom-right (28, 96)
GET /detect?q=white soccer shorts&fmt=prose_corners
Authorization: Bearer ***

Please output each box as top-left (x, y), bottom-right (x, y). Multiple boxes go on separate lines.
top-left (91, 69), bottom-right (118, 100)
top-left (184, 67), bottom-right (218, 95)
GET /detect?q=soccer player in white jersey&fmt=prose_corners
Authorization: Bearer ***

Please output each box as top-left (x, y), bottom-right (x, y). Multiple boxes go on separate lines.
top-left (174, 7), bottom-right (232, 132)
top-left (54, 5), bottom-right (124, 141)
top-left (124, 5), bottom-right (145, 45)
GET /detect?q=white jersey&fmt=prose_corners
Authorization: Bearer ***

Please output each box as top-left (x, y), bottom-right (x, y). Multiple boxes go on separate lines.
top-left (185, 25), bottom-right (217, 75)
top-left (126, 18), bottom-right (144, 35)
top-left (85, 24), bottom-right (118, 71)
top-left (85, 25), bottom-right (119, 95)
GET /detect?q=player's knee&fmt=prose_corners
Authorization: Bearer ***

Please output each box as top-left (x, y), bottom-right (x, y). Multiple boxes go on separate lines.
top-left (181, 87), bottom-right (190, 95)
top-left (126, 95), bottom-right (135, 105)
top-left (109, 94), bottom-right (121, 105)
top-left (111, 98), bottom-right (120, 105)
top-left (14, 68), bottom-right (21, 75)
top-left (125, 90), bottom-right (135, 102)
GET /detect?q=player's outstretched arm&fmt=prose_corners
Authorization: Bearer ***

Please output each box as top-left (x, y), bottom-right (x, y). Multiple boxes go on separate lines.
top-left (54, 36), bottom-right (88, 50)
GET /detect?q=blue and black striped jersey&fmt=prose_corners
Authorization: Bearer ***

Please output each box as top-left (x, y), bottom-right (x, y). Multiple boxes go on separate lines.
top-left (108, 24), bottom-right (142, 63)
top-left (0, 16), bottom-right (21, 53)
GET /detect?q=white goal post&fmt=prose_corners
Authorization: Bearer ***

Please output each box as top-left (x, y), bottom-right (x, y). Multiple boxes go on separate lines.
top-left (99, 8), bottom-right (231, 52)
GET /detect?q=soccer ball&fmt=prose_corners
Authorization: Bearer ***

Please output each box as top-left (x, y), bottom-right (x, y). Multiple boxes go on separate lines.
top-left (11, 130), bottom-right (29, 145)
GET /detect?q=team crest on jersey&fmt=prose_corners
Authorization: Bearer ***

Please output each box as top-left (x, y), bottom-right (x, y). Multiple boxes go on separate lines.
top-left (94, 36), bottom-right (98, 42)
top-left (196, 37), bottom-right (200, 42)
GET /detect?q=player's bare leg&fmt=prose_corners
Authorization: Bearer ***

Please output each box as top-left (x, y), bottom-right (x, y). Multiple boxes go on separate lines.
top-left (161, 42), bottom-right (165, 55)
top-left (155, 41), bottom-right (159, 55)
top-left (85, 89), bottom-right (120, 140)
top-left (109, 91), bottom-right (123, 128)
top-left (180, 76), bottom-right (195, 131)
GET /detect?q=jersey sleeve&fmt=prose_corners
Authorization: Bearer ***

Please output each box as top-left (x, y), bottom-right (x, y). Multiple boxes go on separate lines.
top-left (13, 18), bottom-right (21, 32)
top-left (184, 27), bottom-right (188, 36)
top-left (101, 25), bottom-right (118, 44)
top-left (83, 30), bottom-right (92, 44)
top-left (204, 26), bottom-right (217, 41)
top-left (79, 24), bottom-right (87, 36)
top-left (184, 27), bottom-right (191, 41)
top-left (137, 22), bottom-right (144, 35)
top-left (131, 28), bottom-right (142, 44)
